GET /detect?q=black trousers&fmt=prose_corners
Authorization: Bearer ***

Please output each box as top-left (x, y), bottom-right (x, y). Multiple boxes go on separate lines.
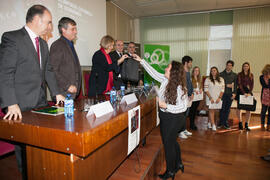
top-left (261, 104), bottom-right (270, 125)
top-left (188, 101), bottom-right (200, 128)
top-left (159, 109), bottom-right (185, 172)
top-left (219, 93), bottom-right (233, 126)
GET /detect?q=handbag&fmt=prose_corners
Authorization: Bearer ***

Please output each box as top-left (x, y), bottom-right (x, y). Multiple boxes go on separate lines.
top-left (237, 98), bottom-right (257, 111)
top-left (121, 57), bottom-right (139, 82)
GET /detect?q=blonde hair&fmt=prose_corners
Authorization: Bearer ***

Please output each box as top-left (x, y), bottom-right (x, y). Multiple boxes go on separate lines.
top-left (262, 64), bottom-right (270, 75)
top-left (100, 35), bottom-right (114, 49)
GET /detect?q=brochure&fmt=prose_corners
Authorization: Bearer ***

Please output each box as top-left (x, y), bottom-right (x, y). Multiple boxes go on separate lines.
top-left (31, 106), bottom-right (65, 116)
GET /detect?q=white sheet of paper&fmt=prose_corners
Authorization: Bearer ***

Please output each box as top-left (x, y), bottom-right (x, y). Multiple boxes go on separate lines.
top-left (87, 112), bottom-right (113, 128)
top-left (239, 95), bottom-right (254, 105)
top-left (209, 100), bottom-right (223, 109)
top-left (121, 93), bottom-right (138, 105)
top-left (193, 92), bottom-right (203, 102)
top-left (128, 105), bottom-right (141, 155)
top-left (87, 101), bottom-right (113, 118)
top-left (187, 99), bottom-right (192, 108)
top-left (156, 99), bottom-right (160, 127)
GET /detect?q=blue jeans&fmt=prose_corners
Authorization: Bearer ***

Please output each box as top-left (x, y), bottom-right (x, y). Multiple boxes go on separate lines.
top-left (261, 104), bottom-right (270, 125)
top-left (219, 94), bottom-right (233, 126)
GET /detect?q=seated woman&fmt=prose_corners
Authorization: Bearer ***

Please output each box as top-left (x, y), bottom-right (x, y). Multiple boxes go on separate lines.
top-left (88, 35), bottom-right (128, 97)
top-left (133, 54), bottom-right (187, 180)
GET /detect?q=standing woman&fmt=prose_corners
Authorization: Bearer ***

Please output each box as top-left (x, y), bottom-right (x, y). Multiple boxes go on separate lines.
top-left (188, 66), bottom-right (203, 130)
top-left (260, 64), bottom-right (270, 131)
top-left (236, 62), bottom-right (254, 131)
top-left (88, 35), bottom-right (128, 97)
top-left (204, 67), bottom-right (225, 131)
top-left (133, 55), bottom-right (187, 180)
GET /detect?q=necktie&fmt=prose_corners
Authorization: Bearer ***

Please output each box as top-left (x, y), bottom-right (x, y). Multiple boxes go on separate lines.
top-left (35, 37), bottom-right (40, 64)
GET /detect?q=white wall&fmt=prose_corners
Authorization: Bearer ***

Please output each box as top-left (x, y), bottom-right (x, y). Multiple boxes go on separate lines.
top-left (0, 0), bottom-right (106, 66)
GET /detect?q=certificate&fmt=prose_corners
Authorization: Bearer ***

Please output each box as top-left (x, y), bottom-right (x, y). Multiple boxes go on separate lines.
top-left (209, 100), bottom-right (222, 109)
top-left (239, 95), bottom-right (254, 105)
top-left (193, 92), bottom-right (203, 102)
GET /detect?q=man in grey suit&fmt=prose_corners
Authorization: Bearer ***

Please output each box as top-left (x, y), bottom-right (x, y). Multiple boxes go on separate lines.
top-left (50, 17), bottom-right (82, 99)
top-left (0, 5), bottom-right (65, 178)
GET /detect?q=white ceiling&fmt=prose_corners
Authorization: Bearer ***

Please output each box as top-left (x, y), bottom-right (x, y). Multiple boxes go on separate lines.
top-left (109, 0), bottom-right (270, 17)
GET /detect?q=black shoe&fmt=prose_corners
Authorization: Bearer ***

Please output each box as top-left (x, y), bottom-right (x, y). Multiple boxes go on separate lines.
top-left (191, 126), bottom-right (197, 130)
top-left (158, 170), bottom-right (175, 180)
top-left (239, 122), bottom-right (243, 130)
top-left (175, 163), bottom-right (184, 173)
top-left (245, 122), bottom-right (251, 131)
top-left (224, 125), bottom-right (231, 130)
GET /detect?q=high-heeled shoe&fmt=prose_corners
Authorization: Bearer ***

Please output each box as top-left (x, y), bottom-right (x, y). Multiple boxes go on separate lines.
top-left (175, 163), bottom-right (184, 173)
top-left (158, 170), bottom-right (175, 180)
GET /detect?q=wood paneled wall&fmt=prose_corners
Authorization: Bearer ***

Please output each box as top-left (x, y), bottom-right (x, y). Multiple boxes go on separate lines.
top-left (106, 1), bottom-right (134, 42)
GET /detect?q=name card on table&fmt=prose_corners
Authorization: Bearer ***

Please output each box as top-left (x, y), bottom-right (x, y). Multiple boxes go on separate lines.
top-left (120, 93), bottom-right (138, 105)
top-left (87, 101), bottom-right (113, 118)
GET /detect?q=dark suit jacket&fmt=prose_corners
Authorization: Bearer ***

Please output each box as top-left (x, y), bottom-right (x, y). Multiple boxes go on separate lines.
top-left (88, 50), bottom-right (119, 97)
top-left (0, 27), bottom-right (59, 111)
top-left (50, 36), bottom-right (82, 98)
top-left (109, 50), bottom-right (123, 90)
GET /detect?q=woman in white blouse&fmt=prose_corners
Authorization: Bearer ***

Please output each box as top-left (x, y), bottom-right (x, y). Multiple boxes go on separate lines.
top-left (133, 54), bottom-right (188, 180)
top-left (204, 67), bottom-right (225, 131)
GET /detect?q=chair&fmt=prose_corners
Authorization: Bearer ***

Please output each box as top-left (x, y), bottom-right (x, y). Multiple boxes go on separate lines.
top-left (0, 108), bottom-right (4, 118)
top-left (0, 108), bottom-right (15, 156)
top-left (82, 70), bottom-right (91, 96)
top-left (0, 141), bottom-right (14, 156)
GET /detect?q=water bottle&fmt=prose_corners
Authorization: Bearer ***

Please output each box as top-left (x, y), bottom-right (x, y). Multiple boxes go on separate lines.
top-left (120, 85), bottom-right (125, 97)
top-left (64, 94), bottom-right (74, 117)
top-left (65, 116), bottom-right (74, 131)
top-left (110, 87), bottom-right (116, 104)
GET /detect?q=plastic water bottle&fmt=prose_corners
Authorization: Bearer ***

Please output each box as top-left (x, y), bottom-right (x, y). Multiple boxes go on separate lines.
top-left (64, 94), bottom-right (74, 117)
top-left (120, 85), bottom-right (125, 97)
top-left (110, 87), bottom-right (116, 104)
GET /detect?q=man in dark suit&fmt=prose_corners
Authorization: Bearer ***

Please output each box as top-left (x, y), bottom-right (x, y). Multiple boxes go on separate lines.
top-left (109, 40), bottom-right (124, 90)
top-left (0, 5), bottom-right (65, 178)
top-left (50, 17), bottom-right (82, 99)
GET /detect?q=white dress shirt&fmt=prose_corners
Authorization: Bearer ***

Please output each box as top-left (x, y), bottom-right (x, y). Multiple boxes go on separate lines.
top-left (24, 25), bottom-right (41, 67)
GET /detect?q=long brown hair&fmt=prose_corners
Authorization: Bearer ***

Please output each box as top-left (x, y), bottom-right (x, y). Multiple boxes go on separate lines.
top-left (240, 62), bottom-right (253, 79)
top-left (191, 66), bottom-right (201, 88)
top-left (164, 61), bottom-right (187, 105)
top-left (209, 66), bottom-right (221, 84)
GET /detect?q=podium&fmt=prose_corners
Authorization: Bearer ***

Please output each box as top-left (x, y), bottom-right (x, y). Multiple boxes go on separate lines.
top-left (0, 96), bottom-right (157, 180)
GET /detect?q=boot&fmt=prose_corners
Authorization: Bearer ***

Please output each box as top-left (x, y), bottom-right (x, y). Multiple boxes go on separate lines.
top-left (175, 163), bottom-right (184, 173)
top-left (158, 170), bottom-right (175, 180)
top-left (239, 122), bottom-right (243, 130)
top-left (267, 124), bottom-right (270, 131)
top-left (245, 122), bottom-right (251, 131)
top-left (261, 124), bottom-right (265, 130)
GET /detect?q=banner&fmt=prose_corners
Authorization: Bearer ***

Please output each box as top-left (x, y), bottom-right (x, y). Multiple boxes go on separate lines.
top-left (143, 44), bottom-right (170, 85)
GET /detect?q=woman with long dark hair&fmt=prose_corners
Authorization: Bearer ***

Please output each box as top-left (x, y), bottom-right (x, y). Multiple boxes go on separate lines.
top-left (188, 66), bottom-right (203, 130)
top-left (133, 55), bottom-right (187, 180)
top-left (204, 67), bottom-right (225, 131)
top-left (236, 62), bottom-right (254, 131)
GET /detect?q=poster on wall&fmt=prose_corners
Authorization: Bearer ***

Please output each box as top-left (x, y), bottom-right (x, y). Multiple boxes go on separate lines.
top-left (143, 44), bottom-right (170, 85)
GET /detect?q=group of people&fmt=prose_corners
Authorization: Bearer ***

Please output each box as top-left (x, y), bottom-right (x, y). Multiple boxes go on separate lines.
top-left (187, 61), bottom-right (270, 133)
